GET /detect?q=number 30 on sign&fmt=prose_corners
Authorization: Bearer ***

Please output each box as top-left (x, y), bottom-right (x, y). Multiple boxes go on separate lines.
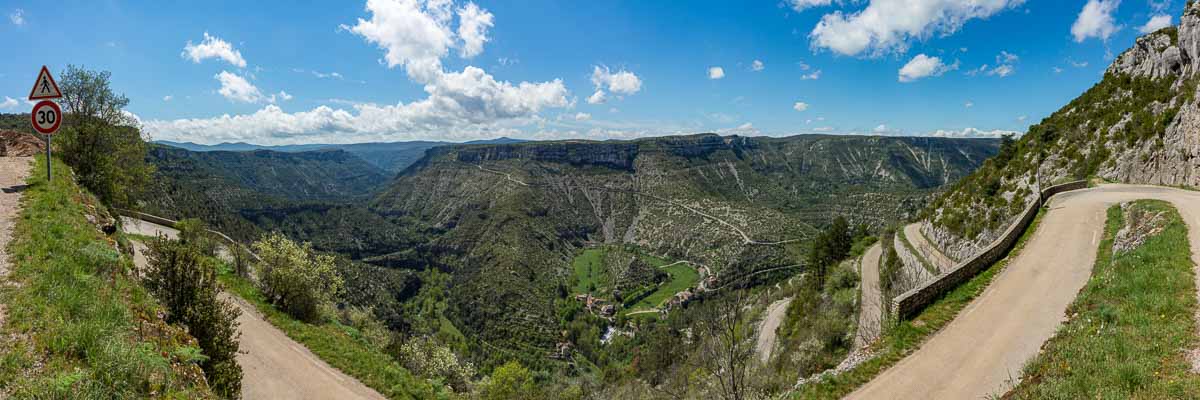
top-left (31, 100), bottom-right (62, 135)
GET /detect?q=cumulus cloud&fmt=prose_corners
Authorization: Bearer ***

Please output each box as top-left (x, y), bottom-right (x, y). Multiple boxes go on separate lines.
top-left (1071, 0), bottom-right (1121, 43)
top-left (708, 66), bottom-right (725, 80)
top-left (810, 0), bottom-right (1024, 56)
top-left (964, 101), bottom-right (973, 108)
top-left (215, 71), bottom-right (263, 103)
top-left (751, 60), bottom-right (765, 71)
top-left (718, 122), bottom-right (759, 135)
top-left (793, 102), bottom-right (810, 112)
top-left (456, 2), bottom-right (493, 58)
top-left (149, 0), bottom-right (570, 145)
top-left (967, 51), bottom-right (1019, 77)
top-left (586, 90), bottom-right (607, 105)
top-left (9, 9), bottom-right (23, 26)
top-left (270, 91), bottom-right (294, 102)
top-left (1139, 14), bottom-right (1172, 34)
top-left (873, 124), bottom-right (889, 133)
top-left (182, 32), bottom-right (247, 68)
top-left (0, 96), bottom-right (18, 109)
top-left (573, 112), bottom-right (591, 121)
top-left (928, 127), bottom-right (1020, 138)
top-left (163, 95), bottom-right (173, 102)
top-left (898, 54), bottom-right (957, 82)
top-left (801, 70), bottom-right (822, 80)
top-left (589, 66), bottom-right (642, 104)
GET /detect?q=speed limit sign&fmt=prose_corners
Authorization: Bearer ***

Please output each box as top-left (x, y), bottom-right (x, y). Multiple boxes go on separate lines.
top-left (31, 100), bottom-right (61, 135)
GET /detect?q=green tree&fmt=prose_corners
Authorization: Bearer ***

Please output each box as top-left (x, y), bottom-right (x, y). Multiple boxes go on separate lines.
top-left (55, 65), bottom-right (152, 207)
top-left (176, 218), bottom-right (217, 257)
top-left (253, 232), bottom-right (344, 322)
top-left (478, 361), bottom-right (539, 400)
top-left (144, 236), bottom-right (243, 399)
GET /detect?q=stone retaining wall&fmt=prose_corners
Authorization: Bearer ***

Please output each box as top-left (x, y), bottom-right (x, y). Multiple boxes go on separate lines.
top-left (891, 181), bottom-right (1089, 320)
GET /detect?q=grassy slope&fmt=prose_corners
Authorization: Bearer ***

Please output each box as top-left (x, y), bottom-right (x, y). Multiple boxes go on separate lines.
top-left (1006, 200), bottom-right (1200, 398)
top-left (214, 264), bottom-right (445, 400)
top-left (628, 262), bottom-right (699, 311)
top-left (792, 206), bottom-right (1050, 399)
top-left (0, 156), bottom-right (213, 399)
top-left (571, 249), bottom-right (606, 294)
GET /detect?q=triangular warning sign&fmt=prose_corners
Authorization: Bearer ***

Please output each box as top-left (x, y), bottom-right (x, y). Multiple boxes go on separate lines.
top-left (28, 66), bottom-right (62, 100)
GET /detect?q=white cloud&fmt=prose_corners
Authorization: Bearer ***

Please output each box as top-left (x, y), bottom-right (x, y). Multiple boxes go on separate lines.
top-left (590, 66), bottom-right (642, 97)
top-left (573, 112), bottom-right (591, 121)
top-left (1017, 115), bottom-right (1027, 122)
top-left (788, 0), bottom-right (834, 12)
top-left (456, 2), bottom-right (493, 58)
top-left (810, 0), bottom-right (1024, 56)
top-left (149, 0), bottom-right (572, 144)
top-left (751, 60), bottom-right (765, 71)
top-left (718, 122), bottom-right (759, 135)
top-left (0, 96), bottom-right (18, 109)
top-left (968, 51), bottom-right (1019, 77)
top-left (1068, 59), bottom-right (1088, 68)
top-left (586, 90), bottom-right (607, 104)
top-left (182, 32), bottom-right (247, 68)
top-left (1053, 66), bottom-right (1064, 73)
top-left (1138, 14), bottom-right (1172, 34)
top-left (928, 127), bottom-right (1020, 138)
top-left (163, 95), bottom-right (173, 102)
top-left (873, 124), bottom-right (889, 133)
top-left (708, 66), bottom-right (725, 80)
top-left (898, 54), bottom-right (957, 82)
top-left (215, 71), bottom-right (264, 103)
top-left (988, 64), bottom-right (1014, 77)
top-left (497, 57), bottom-right (518, 66)
top-left (964, 101), bottom-right (973, 108)
top-left (801, 70), bottom-right (823, 80)
top-left (269, 91), bottom-right (294, 103)
top-left (10, 9), bottom-right (24, 26)
top-left (313, 71), bottom-right (344, 79)
top-left (793, 102), bottom-right (810, 112)
top-left (1071, 0), bottom-right (1121, 43)
top-left (813, 126), bottom-right (835, 132)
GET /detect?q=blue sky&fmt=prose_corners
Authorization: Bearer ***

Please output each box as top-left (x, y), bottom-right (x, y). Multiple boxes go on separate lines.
top-left (0, 0), bottom-right (1182, 144)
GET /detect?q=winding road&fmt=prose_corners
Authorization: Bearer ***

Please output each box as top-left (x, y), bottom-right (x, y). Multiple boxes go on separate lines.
top-left (756, 297), bottom-right (792, 363)
top-left (847, 184), bottom-right (1200, 399)
top-left (122, 218), bottom-right (385, 400)
top-left (854, 243), bottom-right (883, 349)
top-left (903, 223), bottom-right (957, 273)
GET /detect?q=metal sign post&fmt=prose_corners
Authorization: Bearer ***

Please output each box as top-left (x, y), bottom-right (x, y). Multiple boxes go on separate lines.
top-left (28, 66), bottom-right (63, 183)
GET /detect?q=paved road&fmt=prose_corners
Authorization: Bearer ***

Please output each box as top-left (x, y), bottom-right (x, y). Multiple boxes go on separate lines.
top-left (120, 216), bottom-right (179, 239)
top-left (848, 184), bottom-right (1200, 399)
top-left (756, 297), bottom-right (793, 363)
top-left (123, 219), bottom-right (385, 400)
top-left (903, 223), bottom-right (957, 273)
top-left (0, 157), bottom-right (32, 326)
top-left (854, 243), bottom-right (883, 349)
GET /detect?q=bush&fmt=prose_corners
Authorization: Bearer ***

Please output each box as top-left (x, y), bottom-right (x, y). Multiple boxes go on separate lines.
top-left (144, 236), bottom-right (243, 399)
top-left (478, 361), bottom-right (539, 400)
top-left (176, 218), bottom-right (217, 257)
top-left (252, 232), bottom-right (344, 322)
top-left (338, 306), bottom-right (391, 350)
top-left (389, 335), bottom-right (476, 391)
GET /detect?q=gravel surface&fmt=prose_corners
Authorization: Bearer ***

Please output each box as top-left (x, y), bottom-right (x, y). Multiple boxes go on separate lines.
top-left (0, 157), bottom-right (33, 326)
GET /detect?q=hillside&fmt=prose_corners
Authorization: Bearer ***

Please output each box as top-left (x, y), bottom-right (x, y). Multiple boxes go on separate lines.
top-left (921, 4), bottom-right (1200, 260)
top-left (369, 133), bottom-right (999, 368)
top-left (157, 137), bottom-right (527, 173)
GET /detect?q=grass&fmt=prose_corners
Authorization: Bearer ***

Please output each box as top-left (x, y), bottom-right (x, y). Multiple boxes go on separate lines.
top-left (214, 263), bottom-right (446, 400)
top-left (1005, 200), bottom-right (1200, 399)
top-left (0, 155), bottom-right (214, 399)
top-left (627, 262), bottom-right (700, 311)
top-left (791, 205), bottom-right (1050, 399)
top-left (571, 248), bottom-right (607, 294)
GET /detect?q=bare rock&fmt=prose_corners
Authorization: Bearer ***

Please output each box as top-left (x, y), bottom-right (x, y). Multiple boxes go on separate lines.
top-left (0, 131), bottom-right (46, 157)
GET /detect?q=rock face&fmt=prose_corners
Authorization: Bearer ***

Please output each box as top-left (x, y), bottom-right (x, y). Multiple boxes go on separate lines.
top-left (0, 131), bottom-right (46, 157)
top-left (925, 3), bottom-right (1200, 260)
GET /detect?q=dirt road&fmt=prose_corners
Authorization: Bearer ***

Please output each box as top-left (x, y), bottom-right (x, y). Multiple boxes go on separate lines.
top-left (0, 157), bottom-right (33, 325)
top-left (123, 219), bottom-right (385, 400)
top-left (854, 243), bottom-right (883, 349)
top-left (903, 223), bottom-right (956, 273)
top-left (847, 184), bottom-right (1200, 399)
top-left (756, 297), bottom-right (792, 363)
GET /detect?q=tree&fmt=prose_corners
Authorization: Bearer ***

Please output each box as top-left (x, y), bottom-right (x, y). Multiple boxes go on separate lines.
top-left (144, 235), bottom-right (242, 399)
top-left (252, 232), bottom-right (344, 322)
top-left (55, 65), bottom-right (152, 207)
top-left (478, 361), bottom-right (539, 400)
top-left (176, 218), bottom-right (217, 257)
top-left (695, 293), bottom-right (757, 400)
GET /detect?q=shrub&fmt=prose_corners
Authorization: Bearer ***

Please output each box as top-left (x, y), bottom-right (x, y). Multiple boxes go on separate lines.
top-left (176, 218), bottom-right (217, 257)
top-left (338, 306), bottom-right (391, 350)
top-left (144, 236), bottom-right (243, 399)
top-left (478, 361), bottom-right (539, 400)
top-left (389, 335), bottom-right (476, 391)
top-left (252, 232), bottom-right (344, 323)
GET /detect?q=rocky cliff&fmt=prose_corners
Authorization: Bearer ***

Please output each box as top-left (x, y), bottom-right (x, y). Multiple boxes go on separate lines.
top-left (924, 3), bottom-right (1200, 260)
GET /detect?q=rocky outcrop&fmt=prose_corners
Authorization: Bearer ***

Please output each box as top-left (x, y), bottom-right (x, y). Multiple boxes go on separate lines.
top-left (0, 131), bottom-right (45, 157)
top-left (1108, 28), bottom-right (1185, 79)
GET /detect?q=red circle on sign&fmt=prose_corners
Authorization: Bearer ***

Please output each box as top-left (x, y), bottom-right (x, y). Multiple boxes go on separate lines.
top-left (31, 100), bottom-right (62, 135)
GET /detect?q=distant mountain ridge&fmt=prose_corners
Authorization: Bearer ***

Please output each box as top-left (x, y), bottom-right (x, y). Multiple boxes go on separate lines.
top-left (155, 137), bottom-right (528, 172)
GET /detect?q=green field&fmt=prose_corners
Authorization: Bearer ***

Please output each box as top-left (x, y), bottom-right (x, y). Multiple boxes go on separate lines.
top-left (625, 262), bottom-right (700, 312)
top-left (571, 248), bottom-right (608, 295)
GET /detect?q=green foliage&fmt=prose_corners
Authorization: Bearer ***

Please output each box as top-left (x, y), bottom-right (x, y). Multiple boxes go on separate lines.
top-left (1008, 201), bottom-right (1200, 398)
top-left (389, 335), bottom-right (476, 392)
top-left (805, 217), bottom-right (860, 284)
top-left (775, 262), bottom-right (860, 379)
top-left (144, 237), bottom-right (243, 399)
top-left (478, 361), bottom-right (540, 400)
top-left (253, 232), bottom-right (345, 323)
top-left (0, 156), bottom-right (214, 398)
top-left (176, 218), bottom-right (217, 257)
top-left (54, 65), bottom-right (153, 207)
